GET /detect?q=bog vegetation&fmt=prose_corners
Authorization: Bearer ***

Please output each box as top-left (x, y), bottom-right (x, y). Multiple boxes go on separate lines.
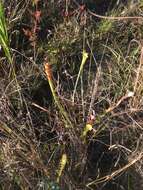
top-left (0, 0), bottom-right (143, 189)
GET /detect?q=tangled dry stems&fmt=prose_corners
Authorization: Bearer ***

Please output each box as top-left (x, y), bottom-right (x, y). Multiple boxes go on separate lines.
top-left (0, 0), bottom-right (143, 189)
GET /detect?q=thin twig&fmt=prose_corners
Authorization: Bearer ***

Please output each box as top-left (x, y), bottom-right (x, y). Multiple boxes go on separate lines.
top-left (31, 102), bottom-right (50, 113)
top-left (133, 46), bottom-right (143, 93)
top-left (106, 92), bottom-right (134, 113)
top-left (88, 65), bottom-right (101, 116)
top-left (87, 152), bottom-right (143, 187)
top-left (88, 10), bottom-right (143, 21)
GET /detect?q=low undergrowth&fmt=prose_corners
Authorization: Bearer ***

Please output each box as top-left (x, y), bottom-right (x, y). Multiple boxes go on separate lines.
top-left (0, 0), bottom-right (143, 190)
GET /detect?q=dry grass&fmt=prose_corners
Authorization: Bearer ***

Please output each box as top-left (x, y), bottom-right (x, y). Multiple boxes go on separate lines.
top-left (0, 0), bottom-right (143, 190)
